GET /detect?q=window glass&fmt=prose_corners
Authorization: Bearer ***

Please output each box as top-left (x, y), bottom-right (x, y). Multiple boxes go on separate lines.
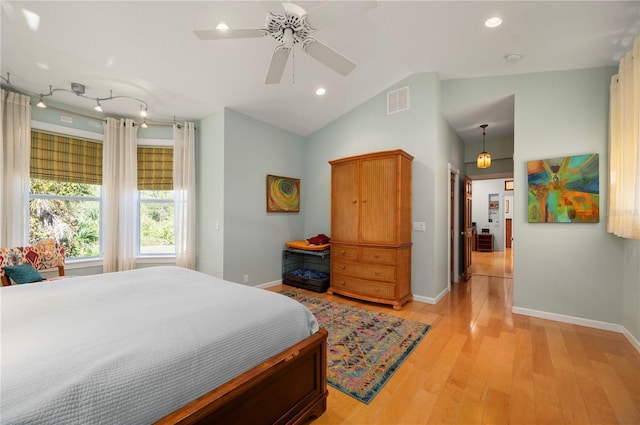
top-left (29, 179), bottom-right (101, 258)
top-left (139, 190), bottom-right (175, 255)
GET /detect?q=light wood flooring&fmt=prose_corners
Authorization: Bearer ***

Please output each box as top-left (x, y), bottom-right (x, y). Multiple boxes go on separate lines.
top-left (271, 249), bottom-right (639, 424)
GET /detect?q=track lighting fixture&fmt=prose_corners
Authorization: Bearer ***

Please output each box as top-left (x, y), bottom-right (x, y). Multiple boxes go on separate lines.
top-left (140, 119), bottom-right (148, 129)
top-left (0, 73), bottom-right (150, 120)
top-left (36, 94), bottom-right (47, 108)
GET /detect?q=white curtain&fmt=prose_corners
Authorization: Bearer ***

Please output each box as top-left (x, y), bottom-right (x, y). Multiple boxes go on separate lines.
top-left (0, 90), bottom-right (31, 247)
top-left (103, 118), bottom-right (138, 271)
top-left (608, 37), bottom-right (640, 239)
top-left (173, 122), bottom-right (196, 269)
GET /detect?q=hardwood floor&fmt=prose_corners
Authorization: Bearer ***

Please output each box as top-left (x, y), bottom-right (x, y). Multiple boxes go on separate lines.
top-left (271, 249), bottom-right (639, 425)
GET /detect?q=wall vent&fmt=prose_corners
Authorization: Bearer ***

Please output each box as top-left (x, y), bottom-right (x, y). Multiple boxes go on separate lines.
top-left (387, 86), bottom-right (410, 115)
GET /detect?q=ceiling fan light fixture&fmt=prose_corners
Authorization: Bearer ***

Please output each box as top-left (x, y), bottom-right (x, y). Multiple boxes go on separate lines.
top-left (315, 87), bottom-right (326, 96)
top-left (477, 124), bottom-right (492, 169)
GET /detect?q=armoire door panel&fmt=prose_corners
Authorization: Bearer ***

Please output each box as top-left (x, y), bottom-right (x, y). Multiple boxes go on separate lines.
top-left (331, 161), bottom-right (359, 242)
top-left (360, 157), bottom-right (396, 244)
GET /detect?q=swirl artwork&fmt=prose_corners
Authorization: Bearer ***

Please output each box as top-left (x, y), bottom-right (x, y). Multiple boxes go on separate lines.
top-left (266, 175), bottom-right (300, 212)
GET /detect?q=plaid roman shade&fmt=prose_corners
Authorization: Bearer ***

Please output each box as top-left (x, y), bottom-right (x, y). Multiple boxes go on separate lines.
top-left (30, 130), bottom-right (102, 184)
top-left (137, 146), bottom-right (173, 190)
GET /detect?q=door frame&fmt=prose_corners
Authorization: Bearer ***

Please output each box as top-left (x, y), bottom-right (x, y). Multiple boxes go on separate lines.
top-left (447, 164), bottom-right (460, 291)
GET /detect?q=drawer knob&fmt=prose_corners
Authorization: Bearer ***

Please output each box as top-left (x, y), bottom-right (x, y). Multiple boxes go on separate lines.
top-left (374, 271), bottom-right (380, 275)
top-left (341, 250), bottom-right (345, 254)
top-left (341, 265), bottom-right (346, 270)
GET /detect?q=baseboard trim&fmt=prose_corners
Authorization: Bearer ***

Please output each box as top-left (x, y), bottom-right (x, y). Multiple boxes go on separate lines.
top-left (256, 279), bottom-right (282, 289)
top-left (413, 287), bottom-right (449, 305)
top-left (512, 306), bottom-right (640, 353)
top-left (622, 327), bottom-right (640, 352)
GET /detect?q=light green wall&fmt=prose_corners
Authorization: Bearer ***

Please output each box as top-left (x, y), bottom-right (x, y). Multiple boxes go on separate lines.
top-left (304, 72), bottom-right (452, 301)
top-left (221, 108), bottom-right (305, 285)
top-left (196, 110), bottom-right (225, 278)
top-left (622, 239), bottom-right (640, 340)
top-left (443, 67), bottom-right (627, 326)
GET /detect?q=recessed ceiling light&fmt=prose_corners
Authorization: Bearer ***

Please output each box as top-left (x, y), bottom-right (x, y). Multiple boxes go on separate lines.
top-left (216, 22), bottom-right (229, 30)
top-left (504, 53), bottom-right (522, 62)
top-left (315, 88), bottom-right (326, 96)
top-left (485, 17), bottom-right (502, 28)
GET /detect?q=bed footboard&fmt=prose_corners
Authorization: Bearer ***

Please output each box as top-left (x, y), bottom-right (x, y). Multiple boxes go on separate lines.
top-left (156, 328), bottom-right (328, 425)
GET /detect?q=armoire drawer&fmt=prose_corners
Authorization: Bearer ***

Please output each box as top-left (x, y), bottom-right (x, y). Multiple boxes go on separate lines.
top-left (331, 245), bottom-right (358, 260)
top-left (360, 247), bottom-right (396, 264)
top-left (332, 260), bottom-right (396, 282)
top-left (331, 274), bottom-right (396, 299)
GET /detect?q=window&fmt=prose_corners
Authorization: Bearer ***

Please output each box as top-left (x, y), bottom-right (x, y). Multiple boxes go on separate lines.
top-left (137, 145), bottom-right (175, 255)
top-left (29, 131), bottom-right (102, 258)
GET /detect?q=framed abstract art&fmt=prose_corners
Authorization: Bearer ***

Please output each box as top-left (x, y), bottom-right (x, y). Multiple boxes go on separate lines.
top-left (266, 175), bottom-right (300, 212)
top-left (527, 153), bottom-right (599, 223)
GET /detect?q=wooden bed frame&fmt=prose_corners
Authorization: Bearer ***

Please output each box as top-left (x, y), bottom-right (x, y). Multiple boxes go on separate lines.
top-left (156, 328), bottom-right (328, 425)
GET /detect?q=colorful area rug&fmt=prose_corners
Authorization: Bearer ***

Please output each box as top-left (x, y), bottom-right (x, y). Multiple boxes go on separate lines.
top-left (280, 290), bottom-right (431, 404)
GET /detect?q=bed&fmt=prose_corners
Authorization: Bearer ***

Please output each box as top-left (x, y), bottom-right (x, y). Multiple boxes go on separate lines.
top-left (0, 266), bottom-right (328, 424)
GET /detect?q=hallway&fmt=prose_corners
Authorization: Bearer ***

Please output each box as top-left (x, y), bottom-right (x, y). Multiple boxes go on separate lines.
top-left (471, 248), bottom-right (513, 279)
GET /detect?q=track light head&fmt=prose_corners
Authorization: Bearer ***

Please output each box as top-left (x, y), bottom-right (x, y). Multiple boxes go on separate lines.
top-left (36, 95), bottom-right (47, 108)
top-left (94, 101), bottom-right (103, 112)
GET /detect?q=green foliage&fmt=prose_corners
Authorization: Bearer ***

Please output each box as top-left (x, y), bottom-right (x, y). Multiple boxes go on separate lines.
top-left (140, 199), bottom-right (175, 254)
top-left (29, 179), bottom-right (100, 258)
top-left (29, 180), bottom-right (175, 258)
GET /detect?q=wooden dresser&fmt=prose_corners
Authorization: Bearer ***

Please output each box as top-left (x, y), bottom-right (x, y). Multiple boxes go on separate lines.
top-left (477, 234), bottom-right (494, 252)
top-left (328, 150), bottom-right (413, 310)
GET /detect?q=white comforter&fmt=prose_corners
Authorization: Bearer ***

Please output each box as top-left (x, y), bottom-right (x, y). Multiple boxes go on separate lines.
top-left (0, 266), bottom-right (318, 424)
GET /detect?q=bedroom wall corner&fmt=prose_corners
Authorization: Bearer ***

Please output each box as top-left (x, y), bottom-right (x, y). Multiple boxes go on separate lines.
top-left (196, 110), bottom-right (225, 278)
top-left (303, 71), bottom-right (442, 301)
top-left (222, 109), bottom-right (305, 286)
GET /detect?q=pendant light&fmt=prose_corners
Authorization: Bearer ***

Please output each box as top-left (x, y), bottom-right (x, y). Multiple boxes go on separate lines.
top-left (477, 124), bottom-right (492, 169)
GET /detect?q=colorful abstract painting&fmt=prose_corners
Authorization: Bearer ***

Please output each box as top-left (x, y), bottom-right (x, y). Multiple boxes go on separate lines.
top-left (527, 154), bottom-right (599, 223)
top-left (266, 175), bottom-right (300, 212)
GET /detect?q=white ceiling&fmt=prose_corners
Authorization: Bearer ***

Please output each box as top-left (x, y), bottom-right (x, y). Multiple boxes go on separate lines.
top-left (1, 1), bottom-right (638, 142)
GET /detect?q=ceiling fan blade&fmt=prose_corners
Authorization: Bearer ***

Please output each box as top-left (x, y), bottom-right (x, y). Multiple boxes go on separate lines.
top-left (301, 38), bottom-right (356, 76)
top-left (304, 0), bottom-right (377, 30)
top-left (194, 29), bottom-right (266, 40)
top-left (265, 45), bottom-right (291, 84)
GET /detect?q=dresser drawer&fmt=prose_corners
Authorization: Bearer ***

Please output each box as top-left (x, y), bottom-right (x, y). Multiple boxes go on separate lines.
top-left (331, 245), bottom-right (358, 260)
top-left (332, 260), bottom-right (396, 282)
top-left (331, 274), bottom-right (396, 299)
top-left (360, 247), bottom-right (396, 264)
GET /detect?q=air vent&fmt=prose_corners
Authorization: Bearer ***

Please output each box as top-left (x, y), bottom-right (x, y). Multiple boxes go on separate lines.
top-left (387, 86), bottom-right (410, 115)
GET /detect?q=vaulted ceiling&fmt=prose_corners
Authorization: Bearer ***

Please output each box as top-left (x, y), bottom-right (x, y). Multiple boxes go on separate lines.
top-left (2, 1), bottom-right (638, 141)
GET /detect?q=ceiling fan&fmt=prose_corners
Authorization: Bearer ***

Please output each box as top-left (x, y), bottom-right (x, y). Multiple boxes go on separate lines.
top-left (194, 1), bottom-right (377, 84)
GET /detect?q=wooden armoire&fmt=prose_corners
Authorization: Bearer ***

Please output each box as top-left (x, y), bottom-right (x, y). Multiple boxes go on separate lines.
top-left (328, 149), bottom-right (413, 310)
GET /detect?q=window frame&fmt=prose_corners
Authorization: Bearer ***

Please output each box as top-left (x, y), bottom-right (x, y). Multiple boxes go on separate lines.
top-left (136, 138), bottom-right (175, 258)
top-left (29, 122), bottom-right (105, 261)
top-left (29, 121), bottom-right (177, 262)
